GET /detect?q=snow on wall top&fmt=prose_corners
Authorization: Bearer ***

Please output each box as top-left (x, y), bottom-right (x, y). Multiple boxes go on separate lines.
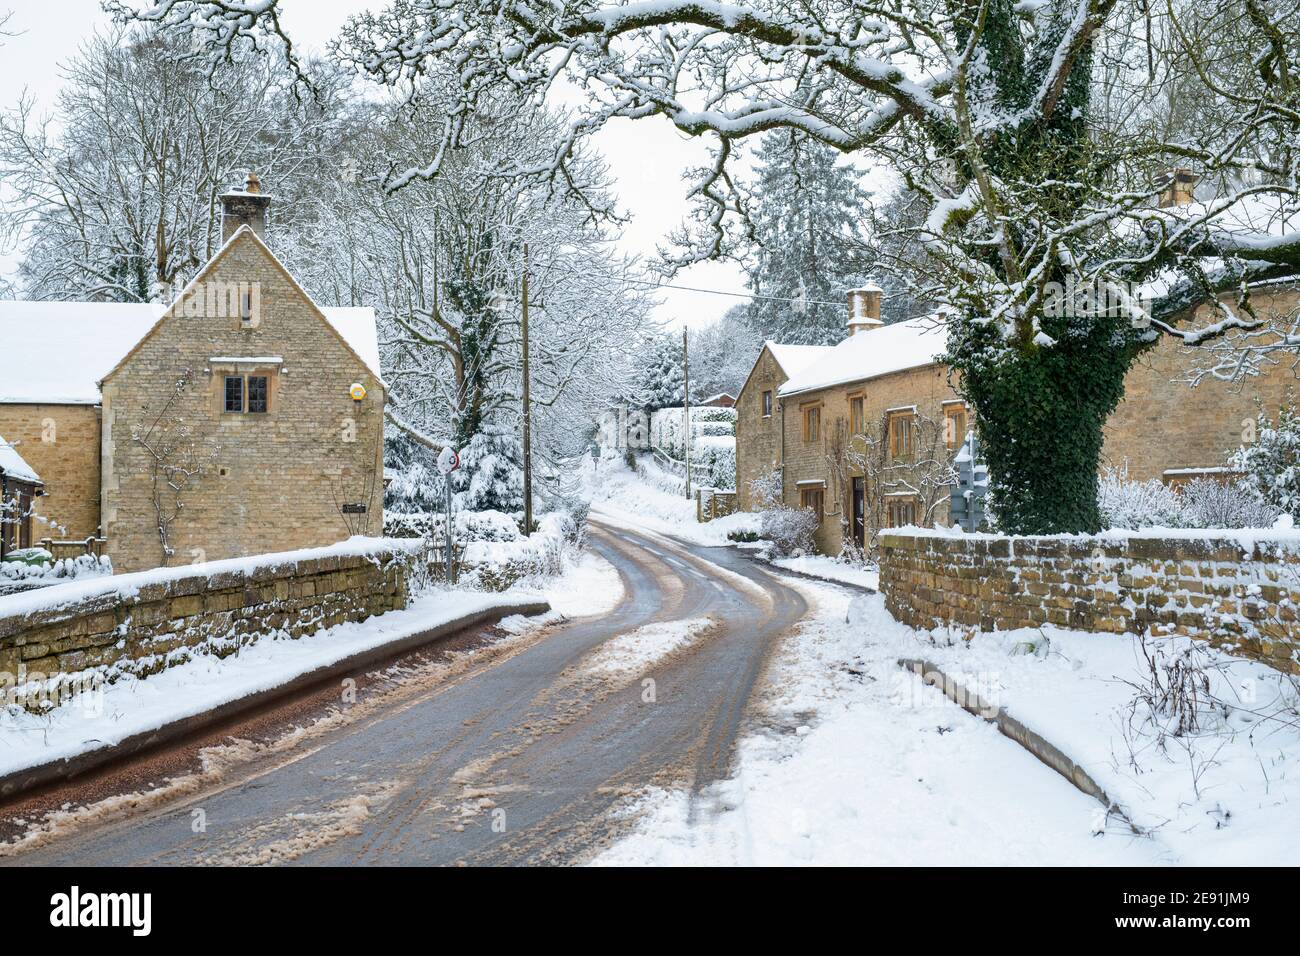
top-left (0, 534), bottom-right (421, 619)
top-left (0, 435), bottom-right (40, 483)
top-left (0, 300), bottom-right (383, 404)
top-left (777, 317), bottom-right (947, 398)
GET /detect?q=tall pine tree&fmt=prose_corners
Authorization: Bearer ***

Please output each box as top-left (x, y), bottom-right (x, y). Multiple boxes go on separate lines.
top-left (744, 131), bottom-right (870, 345)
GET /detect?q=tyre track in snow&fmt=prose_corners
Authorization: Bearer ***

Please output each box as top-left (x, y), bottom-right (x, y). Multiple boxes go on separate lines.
top-left (2, 519), bottom-right (807, 866)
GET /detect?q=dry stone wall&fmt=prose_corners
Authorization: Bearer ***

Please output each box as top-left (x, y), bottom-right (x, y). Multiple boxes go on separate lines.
top-left (880, 530), bottom-right (1300, 674)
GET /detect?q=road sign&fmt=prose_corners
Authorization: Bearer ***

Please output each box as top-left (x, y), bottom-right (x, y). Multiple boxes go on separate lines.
top-left (437, 446), bottom-right (461, 475)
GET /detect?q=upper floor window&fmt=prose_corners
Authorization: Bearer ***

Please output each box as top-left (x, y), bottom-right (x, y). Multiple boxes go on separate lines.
top-left (888, 410), bottom-right (915, 461)
top-left (223, 374), bottom-right (270, 414)
top-left (762, 390), bottom-right (773, 418)
top-left (849, 395), bottom-right (865, 436)
top-left (224, 376), bottom-right (244, 413)
top-left (247, 375), bottom-right (269, 413)
top-left (944, 404), bottom-right (968, 450)
top-left (802, 404), bottom-right (821, 443)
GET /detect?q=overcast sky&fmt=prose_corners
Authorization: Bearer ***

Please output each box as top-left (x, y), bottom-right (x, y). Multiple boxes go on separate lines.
top-left (0, 0), bottom-right (750, 329)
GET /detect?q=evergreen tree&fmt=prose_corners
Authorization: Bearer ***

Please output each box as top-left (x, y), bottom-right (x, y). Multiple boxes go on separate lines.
top-left (743, 131), bottom-right (869, 345)
top-left (453, 424), bottom-right (525, 513)
top-left (633, 331), bottom-right (687, 410)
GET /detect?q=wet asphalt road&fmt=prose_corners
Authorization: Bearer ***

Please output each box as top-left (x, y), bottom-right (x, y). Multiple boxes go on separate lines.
top-left (5, 519), bottom-right (809, 866)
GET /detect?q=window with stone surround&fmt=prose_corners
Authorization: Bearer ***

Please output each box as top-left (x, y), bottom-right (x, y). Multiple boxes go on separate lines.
top-left (849, 394), bottom-right (865, 435)
top-left (247, 375), bottom-right (269, 413)
top-left (223, 376), bottom-right (244, 413)
top-left (887, 496), bottom-right (918, 527)
top-left (888, 409), bottom-right (915, 461)
top-left (802, 403), bottom-right (821, 443)
top-left (762, 390), bottom-right (773, 418)
top-left (800, 486), bottom-right (824, 521)
top-left (944, 403), bottom-right (968, 449)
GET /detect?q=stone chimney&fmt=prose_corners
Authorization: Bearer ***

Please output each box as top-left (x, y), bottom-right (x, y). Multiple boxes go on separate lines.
top-left (219, 171), bottom-right (272, 242)
top-left (1157, 167), bottom-right (1199, 208)
top-left (847, 284), bottom-right (885, 336)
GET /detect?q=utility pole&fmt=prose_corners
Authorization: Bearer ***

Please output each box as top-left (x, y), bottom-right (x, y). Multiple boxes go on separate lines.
top-left (683, 326), bottom-right (691, 501)
top-left (521, 243), bottom-right (533, 534)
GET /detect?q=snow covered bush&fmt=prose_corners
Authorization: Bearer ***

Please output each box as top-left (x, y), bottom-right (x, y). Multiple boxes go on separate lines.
top-left (1179, 478), bottom-right (1279, 529)
top-left (384, 509), bottom-right (522, 541)
top-left (1232, 406), bottom-right (1300, 519)
top-left (1097, 468), bottom-right (1185, 530)
top-left (0, 551), bottom-right (111, 584)
top-left (760, 506), bottom-right (820, 558)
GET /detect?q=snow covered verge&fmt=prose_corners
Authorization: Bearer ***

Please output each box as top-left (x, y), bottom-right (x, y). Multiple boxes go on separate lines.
top-left (595, 585), bottom-right (1298, 866)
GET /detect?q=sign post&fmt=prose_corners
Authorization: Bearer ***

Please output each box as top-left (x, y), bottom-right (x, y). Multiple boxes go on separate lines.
top-left (437, 446), bottom-right (461, 584)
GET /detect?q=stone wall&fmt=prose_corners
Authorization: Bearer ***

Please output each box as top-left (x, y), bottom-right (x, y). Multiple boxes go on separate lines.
top-left (735, 346), bottom-right (788, 512)
top-left (880, 530), bottom-right (1300, 674)
top-left (101, 229), bottom-right (385, 573)
top-left (0, 403), bottom-right (102, 541)
top-left (0, 540), bottom-right (413, 686)
top-left (1104, 288), bottom-right (1300, 482)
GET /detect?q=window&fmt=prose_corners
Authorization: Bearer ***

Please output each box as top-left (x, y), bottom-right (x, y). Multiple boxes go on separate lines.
top-left (849, 395), bottom-right (865, 435)
top-left (224, 376), bottom-right (244, 413)
top-left (888, 411), bottom-right (915, 460)
top-left (247, 375), bottom-right (269, 413)
top-left (887, 497), bottom-right (918, 527)
top-left (802, 404), bottom-right (821, 443)
top-left (944, 404), bottom-right (968, 450)
top-left (800, 487), bottom-right (824, 522)
top-left (762, 390), bottom-right (773, 418)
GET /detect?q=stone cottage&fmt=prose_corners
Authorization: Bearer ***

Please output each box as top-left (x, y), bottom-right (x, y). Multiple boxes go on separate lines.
top-left (737, 214), bottom-right (1300, 556)
top-left (0, 175), bottom-right (385, 573)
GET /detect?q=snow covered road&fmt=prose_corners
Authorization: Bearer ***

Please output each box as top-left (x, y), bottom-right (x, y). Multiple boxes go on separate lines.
top-left (1, 520), bottom-right (808, 865)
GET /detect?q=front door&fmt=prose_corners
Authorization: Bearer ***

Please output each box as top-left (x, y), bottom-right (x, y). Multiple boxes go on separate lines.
top-left (852, 477), bottom-right (865, 548)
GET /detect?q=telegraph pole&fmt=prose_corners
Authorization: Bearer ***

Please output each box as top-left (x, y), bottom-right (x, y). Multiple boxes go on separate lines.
top-left (521, 244), bottom-right (533, 534)
top-left (683, 326), bottom-right (691, 501)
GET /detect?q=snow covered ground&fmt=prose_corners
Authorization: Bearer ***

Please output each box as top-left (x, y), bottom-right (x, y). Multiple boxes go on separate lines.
top-left (583, 456), bottom-right (757, 545)
top-left (0, 553), bottom-right (615, 784)
top-left (772, 555), bottom-right (878, 590)
top-left (595, 582), bottom-right (1299, 866)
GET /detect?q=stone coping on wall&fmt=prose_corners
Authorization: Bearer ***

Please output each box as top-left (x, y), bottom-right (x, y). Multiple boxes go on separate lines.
top-left (0, 535), bottom-right (422, 631)
top-left (878, 526), bottom-right (1300, 674)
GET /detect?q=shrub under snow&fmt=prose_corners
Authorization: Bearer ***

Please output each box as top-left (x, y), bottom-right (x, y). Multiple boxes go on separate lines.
top-left (1097, 469), bottom-right (1280, 531)
top-left (1179, 478), bottom-right (1280, 529)
top-left (1232, 405), bottom-right (1300, 519)
top-left (1097, 468), bottom-right (1184, 529)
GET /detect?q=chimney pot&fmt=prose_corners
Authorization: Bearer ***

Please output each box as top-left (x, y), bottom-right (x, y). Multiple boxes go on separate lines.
top-left (1157, 167), bottom-right (1199, 208)
top-left (220, 170), bottom-right (272, 243)
top-left (847, 284), bottom-right (884, 337)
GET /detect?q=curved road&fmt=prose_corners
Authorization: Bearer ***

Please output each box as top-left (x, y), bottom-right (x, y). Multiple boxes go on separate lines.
top-left (4, 519), bottom-right (810, 866)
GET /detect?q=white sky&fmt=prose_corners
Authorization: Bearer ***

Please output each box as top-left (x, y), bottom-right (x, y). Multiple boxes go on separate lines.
top-left (0, 0), bottom-right (749, 329)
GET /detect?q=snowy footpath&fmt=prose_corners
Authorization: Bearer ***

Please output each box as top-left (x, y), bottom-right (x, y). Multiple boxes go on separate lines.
top-left (595, 581), bottom-right (1299, 866)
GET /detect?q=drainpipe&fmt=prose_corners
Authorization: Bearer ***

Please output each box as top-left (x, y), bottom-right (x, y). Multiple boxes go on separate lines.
top-left (1, 473), bottom-right (8, 562)
top-left (779, 398), bottom-right (787, 504)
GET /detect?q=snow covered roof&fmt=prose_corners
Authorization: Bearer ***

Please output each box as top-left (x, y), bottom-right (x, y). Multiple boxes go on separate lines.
top-left (766, 342), bottom-right (833, 378)
top-left (0, 436), bottom-right (40, 484)
top-left (0, 300), bottom-right (383, 405)
top-left (777, 317), bottom-right (947, 398)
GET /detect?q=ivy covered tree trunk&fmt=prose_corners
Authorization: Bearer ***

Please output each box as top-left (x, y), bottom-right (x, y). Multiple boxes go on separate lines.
top-left (951, 317), bottom-right (1140, 534)
top-left (941, 0), bottom-right (1137, 534)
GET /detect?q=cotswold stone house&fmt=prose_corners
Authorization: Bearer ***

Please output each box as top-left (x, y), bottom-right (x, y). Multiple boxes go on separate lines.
top-left (0, 176), bottom-right (385, 573)
top-left (738, 276), bottom-right (1300, 556)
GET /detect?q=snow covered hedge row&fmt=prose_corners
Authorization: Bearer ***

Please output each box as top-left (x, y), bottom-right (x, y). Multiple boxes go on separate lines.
top-left (385, 504), bottom-right (589, 592)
